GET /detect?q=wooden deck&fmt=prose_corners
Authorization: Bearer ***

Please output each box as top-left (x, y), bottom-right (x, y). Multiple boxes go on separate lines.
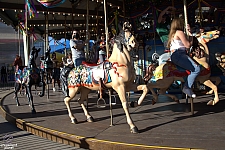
top-left (1, 88), bottom-right (225, 150)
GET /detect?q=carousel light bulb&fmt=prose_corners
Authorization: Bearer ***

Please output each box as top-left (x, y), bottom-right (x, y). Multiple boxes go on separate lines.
top-left (110, 4), bottom-right (112, 6)
top-left (58, 12), bottom-right (60, 15)
top-left (2, 9), bottom-right (4, 11)
top-left (14, 10), bottom-right (16, 12)
top-left (78, 14), bottom-right (80, 16)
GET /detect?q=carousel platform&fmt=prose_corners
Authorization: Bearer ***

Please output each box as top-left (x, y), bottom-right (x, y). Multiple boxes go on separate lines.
top-left (1, 86), bottom-right (225, 150)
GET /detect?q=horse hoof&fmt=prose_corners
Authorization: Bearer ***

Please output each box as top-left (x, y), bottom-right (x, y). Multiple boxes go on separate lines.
top-left (17, 103), bottom-right (20, 106)
top-left (38, 92), bottom-right (44, 97)
top-left (207, 100), bottom-right (219, 106)
top-left (175, 99), bottom-right (180, 104)
top-left (71, 118), bottom-right (78, 124)
top-left (152, 99), bottom-right (156, 105)
top-left (129, 101), bottom-right (135, 108)
top-left (32, 109), bottom-right (36, 114)
top-left (87, 116), bottom-right (94, 122)
top-left (130, 126), bottom-right (139, 134)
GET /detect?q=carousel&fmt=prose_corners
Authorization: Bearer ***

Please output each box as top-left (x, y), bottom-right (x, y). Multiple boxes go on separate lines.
top-left (1, 0), bottom-right (225, 149)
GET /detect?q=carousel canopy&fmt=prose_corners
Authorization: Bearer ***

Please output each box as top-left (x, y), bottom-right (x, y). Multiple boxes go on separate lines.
top-left (0, 0), bottom-right (224, 41)
top-left (0, 0), bottom-right (123, 40)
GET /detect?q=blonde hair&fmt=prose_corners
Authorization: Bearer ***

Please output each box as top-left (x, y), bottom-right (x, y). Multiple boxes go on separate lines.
top-left (167, 18), bottom-right (185, 48)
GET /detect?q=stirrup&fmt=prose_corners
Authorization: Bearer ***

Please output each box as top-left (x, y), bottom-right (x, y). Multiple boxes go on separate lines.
top-left (97, 98), bottom-right (106, 108)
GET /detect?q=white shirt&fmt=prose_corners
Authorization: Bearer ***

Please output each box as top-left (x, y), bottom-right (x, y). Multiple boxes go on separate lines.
top-left (170, 39), bottom-right (186, 51)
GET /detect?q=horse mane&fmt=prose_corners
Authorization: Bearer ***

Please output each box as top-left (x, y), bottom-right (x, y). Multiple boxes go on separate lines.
top-left (114, 31), bottom-right (125, 52)
top-left (190, 36), bottom-right (205, 59)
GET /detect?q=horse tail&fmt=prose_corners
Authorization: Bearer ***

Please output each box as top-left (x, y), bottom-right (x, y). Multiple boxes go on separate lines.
top-left (143, 64), bottom-right (156, 84)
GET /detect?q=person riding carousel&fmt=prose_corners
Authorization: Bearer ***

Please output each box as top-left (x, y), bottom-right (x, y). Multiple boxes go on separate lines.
top-left (60, 53), bottom-right (74, 97)
top-left (167, 18), bottom-right (200, 98)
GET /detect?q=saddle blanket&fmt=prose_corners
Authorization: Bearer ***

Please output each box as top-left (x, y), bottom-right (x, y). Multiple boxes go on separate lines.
top-left (68, 62), bottom-right (112, 88)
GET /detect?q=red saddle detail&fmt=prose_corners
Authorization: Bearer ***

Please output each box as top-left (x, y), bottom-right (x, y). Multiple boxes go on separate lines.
top-left (82, 61), bottom-right (98, 67)
top-left (164, 49), bottom-right (170, 53)
top-left (186, 70), bottom-right (191, 75)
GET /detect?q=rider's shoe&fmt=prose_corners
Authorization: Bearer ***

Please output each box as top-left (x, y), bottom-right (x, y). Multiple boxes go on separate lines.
top-left (182, 86), bottom-right (196, 98)
top-left (53, 87), bottom-right (56, 92)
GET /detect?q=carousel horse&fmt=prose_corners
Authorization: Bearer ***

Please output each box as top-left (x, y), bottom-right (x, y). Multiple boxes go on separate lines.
top-left (136, 30), bottom-right (220, 107)
top-left (14, 47), bottom-right (45, 114)
top-left (215, 52), bottom-right (225, 75)
top-left (205, 52), bottom-right (225, 94)
top-left (63, 22), bottom-right (150, 133)
top-left (43, 47), bottom-right (54, 84)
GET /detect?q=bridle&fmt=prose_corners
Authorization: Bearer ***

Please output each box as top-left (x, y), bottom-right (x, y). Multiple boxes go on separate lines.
top-left (124, 31), bottom-right (133, 44)
top-left (123, 30), bottom-right (134, 49)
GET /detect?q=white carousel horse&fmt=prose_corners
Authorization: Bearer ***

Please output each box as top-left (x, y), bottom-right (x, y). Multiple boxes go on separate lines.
top-left (137, 30), bottom-right (220, 107)
top-left (64, 22), bottom-right (150, 133)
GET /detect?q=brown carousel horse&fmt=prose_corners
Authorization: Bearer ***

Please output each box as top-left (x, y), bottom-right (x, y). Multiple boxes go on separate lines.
top-left (14, 47), bottom-right (45, 114)
top-left (134, 30), bottom-right (220, 107)
top-left (64, 22), bottom-right (149, 133)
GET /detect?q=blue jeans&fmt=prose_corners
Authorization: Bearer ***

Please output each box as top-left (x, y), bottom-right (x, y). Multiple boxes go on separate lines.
top-left (73, 57), bottom-right (86, 67)
top-left (171, 50), bottom-right (200, 88)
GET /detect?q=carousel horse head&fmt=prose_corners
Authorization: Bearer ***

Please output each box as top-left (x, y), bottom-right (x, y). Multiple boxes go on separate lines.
top-left (28, 46), bottom-right (41, 68)
top-left (215, 52), bottom-right (225, 75)
top-left (113, 22), bottom-right (136, 52)
top-left (197, 30), bottom-right (220, 44)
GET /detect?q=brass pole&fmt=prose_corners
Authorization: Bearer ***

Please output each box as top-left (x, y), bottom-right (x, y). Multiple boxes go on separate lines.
top-left (64, 14), bottom-right (67, 56)
top-left (103, 0), bottom-right (109, 59)
top-left (183, 0), bottom-right (189, 34)
top-left (86, 0), bottom-right (89, 52)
